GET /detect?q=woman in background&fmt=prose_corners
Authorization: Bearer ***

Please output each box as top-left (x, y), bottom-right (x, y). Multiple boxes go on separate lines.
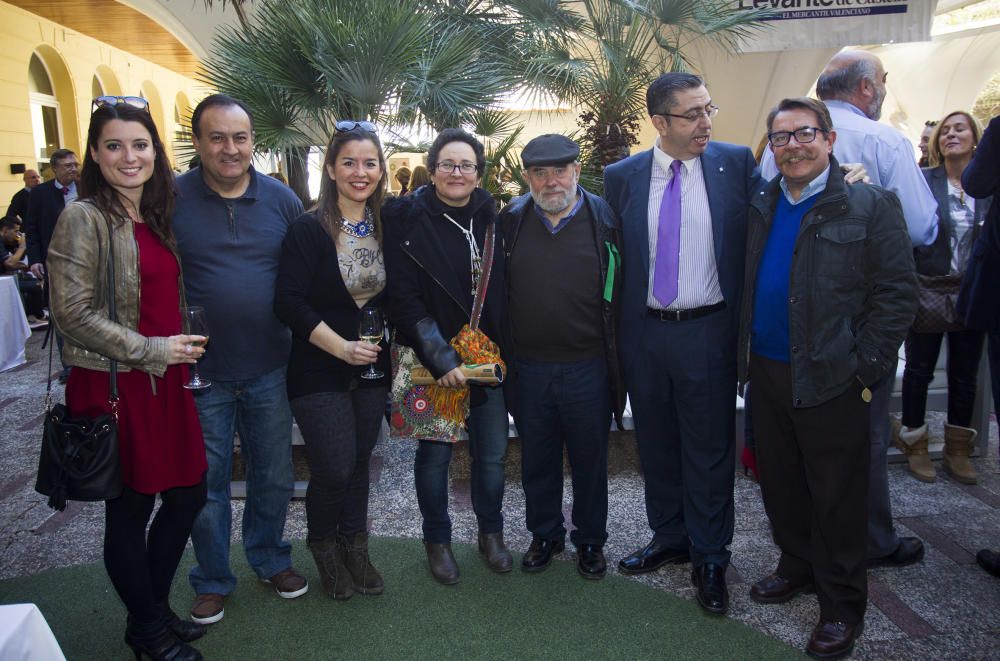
top-left (898, 111), bottom-right (990, 485)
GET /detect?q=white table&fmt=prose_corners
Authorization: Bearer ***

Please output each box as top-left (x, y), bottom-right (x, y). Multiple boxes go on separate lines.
top-left (0, 275), bottom-right (31, 372)
top-left (0, 604), bottom-right (66, 660)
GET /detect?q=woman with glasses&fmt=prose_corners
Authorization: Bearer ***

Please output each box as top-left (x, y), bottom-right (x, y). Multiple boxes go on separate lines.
top-left (275, 120), bottom-right (390, 600)
top-left (383, 128), bottom-right (512, 584)
top-left (898, 111), bottom-right (991, 485)
top-left (47, 98), bottom-right (208, 660)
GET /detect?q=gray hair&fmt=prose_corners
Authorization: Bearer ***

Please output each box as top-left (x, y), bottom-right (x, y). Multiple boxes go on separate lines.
top-left (816, 57), bottom-right (878, 102)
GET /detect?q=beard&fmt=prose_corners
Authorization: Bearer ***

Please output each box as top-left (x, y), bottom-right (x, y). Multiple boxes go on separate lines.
top-left (531, 188), bottom-right (575, 215)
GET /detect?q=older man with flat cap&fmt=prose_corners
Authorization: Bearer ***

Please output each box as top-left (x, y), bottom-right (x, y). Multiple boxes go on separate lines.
top-left (499, 134), bottom-right (625, 579)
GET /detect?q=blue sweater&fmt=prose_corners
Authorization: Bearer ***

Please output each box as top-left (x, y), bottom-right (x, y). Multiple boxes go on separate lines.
top-left (173, 167), bottom-right (304, 380)
top-left (750, 192), bottom-right (819, 363)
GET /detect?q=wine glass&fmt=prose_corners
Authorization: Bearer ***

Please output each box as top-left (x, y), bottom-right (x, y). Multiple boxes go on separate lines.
top-left (182, 306), bottom-right (211, 390)
top-left (358, 307), bottom-right (384, 380)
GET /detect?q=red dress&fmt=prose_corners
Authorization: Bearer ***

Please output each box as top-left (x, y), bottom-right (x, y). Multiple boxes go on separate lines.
top-left (66, 222), bottom-right (207, 494)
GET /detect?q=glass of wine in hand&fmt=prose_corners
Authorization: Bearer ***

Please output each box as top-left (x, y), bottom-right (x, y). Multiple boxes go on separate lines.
top-left (358, 307), bottom-right (384, 380)
top-left (182, 306), bottom-right (211, 390)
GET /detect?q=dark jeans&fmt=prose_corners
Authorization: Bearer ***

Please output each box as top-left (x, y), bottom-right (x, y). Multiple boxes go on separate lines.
top-left (514, 356), bottom-right (609, 547)
top-left (104, 480), bottom-right (207, 624)
top-left (290, 387), bottom-right (386, 542)
top-left (414, 386), bottom-right (508, 543)
top-left (15, 273), bottom-right (44, 318)
top-left (990, 332), bottom-right (1000, 455)
top-left (750, 354), bottom-right (869, 626)
top-left (902, 328), bottom-right (985, 428)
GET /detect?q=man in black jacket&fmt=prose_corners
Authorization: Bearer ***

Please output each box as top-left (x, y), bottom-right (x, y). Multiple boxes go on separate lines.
top-left (25, 150), bottom-right (78, 280)
top-left (737, 98), bottom-right (916, 659)
top-left (6, 169), bottom-right (40, 221)
top-left (500, 134), bottom-right (624, 580)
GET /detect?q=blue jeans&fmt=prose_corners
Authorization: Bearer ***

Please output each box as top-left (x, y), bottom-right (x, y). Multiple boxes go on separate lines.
top-left (188, 367), bottom-right (294, 595)
top-left (514, 356), bottom-right (610, 547)
top-left (414, 386), bottom-right (508, 543)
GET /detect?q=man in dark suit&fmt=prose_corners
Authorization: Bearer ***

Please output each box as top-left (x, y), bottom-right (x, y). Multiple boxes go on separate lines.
top-left (25, 149), bottom-right (78, 381)
top-left (25, 149), bottom-right (79, 280)
top-left (6, 169), bottom-right (40, 221)
top-left (603, 72), bottom-right (762, 615)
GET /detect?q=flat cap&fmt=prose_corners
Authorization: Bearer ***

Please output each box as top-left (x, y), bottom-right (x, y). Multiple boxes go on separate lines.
top-left (521, 134), bottom-right (580, 168)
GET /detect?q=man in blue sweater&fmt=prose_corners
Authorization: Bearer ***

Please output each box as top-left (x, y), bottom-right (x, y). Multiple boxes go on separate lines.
top-left (173, 94), bottom-right (306, 625)
top-left (737, 97), bottom-right (916, 659)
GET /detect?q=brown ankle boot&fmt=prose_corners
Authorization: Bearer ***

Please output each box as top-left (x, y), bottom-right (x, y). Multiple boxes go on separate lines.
top-left (477, 531), bottom-right (513, 573)
top-left (308, 538), bottom-right (355, 600)
top-left (339, 532), bottom-right (384, 596)
top-left (896, 424), bottom-right (936, 482)
top-left (943, 423), bottom-right (978, 484)
top-left (424, 542), bottom-right (460, 585)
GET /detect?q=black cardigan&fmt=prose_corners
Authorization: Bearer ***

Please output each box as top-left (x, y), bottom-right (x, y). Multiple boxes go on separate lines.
top-left (382, 185), bottom-right (511, 405)
top-left (274, 212), bottom-right (389, 399)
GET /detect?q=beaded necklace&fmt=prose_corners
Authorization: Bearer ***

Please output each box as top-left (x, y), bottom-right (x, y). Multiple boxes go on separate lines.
top-left (338, 206), bottom-right (375, 239)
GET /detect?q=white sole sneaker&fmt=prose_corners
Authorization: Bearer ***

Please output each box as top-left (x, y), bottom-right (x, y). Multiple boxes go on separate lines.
top-left (190, 608), bottom-right (224, 625)
top-left (261, 578), bottom-right (309, 599)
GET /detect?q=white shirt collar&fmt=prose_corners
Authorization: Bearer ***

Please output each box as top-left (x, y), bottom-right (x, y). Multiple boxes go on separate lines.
top-left (779, 164), bottom-right (830, 205)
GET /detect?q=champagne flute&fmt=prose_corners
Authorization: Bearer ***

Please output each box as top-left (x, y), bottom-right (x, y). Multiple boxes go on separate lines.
top-left (182, 306), bottom-right (211, 390)
top-left (358, 307), bottom-right (384, 380)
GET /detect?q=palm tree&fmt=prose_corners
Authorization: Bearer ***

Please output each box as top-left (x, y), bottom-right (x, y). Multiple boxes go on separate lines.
top-left (527, 0), bottom-right (771, 183)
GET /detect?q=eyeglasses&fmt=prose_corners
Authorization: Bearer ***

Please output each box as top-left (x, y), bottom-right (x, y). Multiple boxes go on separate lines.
top-left (656, 105), bottom-right (719, 123)
top-left (767, 126), bottom-right (828, 148)
top-left (92, 96), bottom-right (150, 113)
top-left (336, 120), bottom-right (378, 134)
top-left (435, 161), bottom-right (479, 175)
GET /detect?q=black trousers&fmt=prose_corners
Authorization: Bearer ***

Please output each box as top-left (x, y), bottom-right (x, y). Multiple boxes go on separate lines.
top-left (901, 328), bottom-right (985, 428)
top-left (104, 479), bottom-right (207, 623)
top-left (749, 354), bottom-right (869, 625)
top-left (290, 387), bottom-right (385, 542)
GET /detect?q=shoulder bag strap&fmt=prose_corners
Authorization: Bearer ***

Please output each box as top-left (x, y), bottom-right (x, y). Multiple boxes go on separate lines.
top-left (103, 215), bottom-right (119, 420)
top-left (468, 222), bottom-right (495, 332)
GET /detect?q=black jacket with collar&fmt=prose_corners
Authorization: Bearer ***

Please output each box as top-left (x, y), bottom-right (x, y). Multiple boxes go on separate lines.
top-left (24, 179), bottom-right (67, 265)
top-left (499, 188), bottom-right (625, 428)
top-left (383, 185), bottom-right (511, 399)
top-left (737, 156), bottom-right (918, 408)
top-left (916, 164), bottom-right (991, 276)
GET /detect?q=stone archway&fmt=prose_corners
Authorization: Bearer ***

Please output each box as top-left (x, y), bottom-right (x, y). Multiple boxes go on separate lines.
top-left (28, 45), bottom-right (81, 174)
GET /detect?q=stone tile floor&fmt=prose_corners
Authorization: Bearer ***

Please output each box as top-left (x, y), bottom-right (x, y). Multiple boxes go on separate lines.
top-left (2, 329), bottom-right (1000, 659)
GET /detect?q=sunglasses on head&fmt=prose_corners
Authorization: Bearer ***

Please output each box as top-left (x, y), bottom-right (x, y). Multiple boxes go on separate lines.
top-left (92, 96), bottom-right (150, 113)
top-left (335, 120), bottom-right (377, 134)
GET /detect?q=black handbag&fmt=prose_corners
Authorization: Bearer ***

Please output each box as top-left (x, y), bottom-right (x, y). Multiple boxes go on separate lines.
top-left (35, 217), bottom-right (122, 510)
top-left (913, 273), bottom-right (964, 334)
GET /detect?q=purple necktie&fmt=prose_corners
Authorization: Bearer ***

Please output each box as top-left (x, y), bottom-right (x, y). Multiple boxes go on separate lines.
top-left (653, 159), bottom-right (682, 307)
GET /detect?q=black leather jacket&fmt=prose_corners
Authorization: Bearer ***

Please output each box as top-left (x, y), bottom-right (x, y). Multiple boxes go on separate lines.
top-left (499, 189), bottom-right (625, 427)
top-left (737, 157), bottom-right (918, 407)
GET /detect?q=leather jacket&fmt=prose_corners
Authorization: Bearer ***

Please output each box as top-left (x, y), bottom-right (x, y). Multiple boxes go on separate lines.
top-left (47, 200), bottom-right (179, 376)
top-left (737, 157), bottom-right (918, 407)
top-left (499, 189), bottom-right (626, 427)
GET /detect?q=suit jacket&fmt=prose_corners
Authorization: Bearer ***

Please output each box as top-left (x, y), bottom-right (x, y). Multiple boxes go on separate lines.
top-left (602, 142), bottom-right (762, 372)
top-left (957, 115), bottom-right (1000, 331)
top-left (24, 180), bottom-right (66, 265)
top-left (917, 165), bottom-right (990, 276)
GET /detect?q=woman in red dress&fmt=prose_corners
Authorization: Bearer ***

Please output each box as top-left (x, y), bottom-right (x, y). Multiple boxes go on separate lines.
top-left (47, 99), bottom-right (208, 661)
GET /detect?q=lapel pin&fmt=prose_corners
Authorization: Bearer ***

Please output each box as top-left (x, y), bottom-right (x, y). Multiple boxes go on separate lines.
top-left (718, 166), bottom-right (724, 172)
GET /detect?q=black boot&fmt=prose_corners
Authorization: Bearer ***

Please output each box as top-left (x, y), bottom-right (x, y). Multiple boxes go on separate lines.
top-left (340, 532), bottom-right (385, 596)
top-left (124, 618), bottom-right (202, 661)
top-left (308, 538), bottom-right (355, 600)
top-left (156, 602), bottom-right (206, 642)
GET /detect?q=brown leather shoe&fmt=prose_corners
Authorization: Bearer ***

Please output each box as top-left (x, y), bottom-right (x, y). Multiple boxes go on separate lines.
top-left (189, 593), bottom-right (224, 625)
top-left (425, 542), bottom-right (460, 585)
top-left (477, 532), bottom-right (512, 573)
top-left (805, 620), bottom-right (863, 659)
top-left (749, 573), bottom-right (814, 604)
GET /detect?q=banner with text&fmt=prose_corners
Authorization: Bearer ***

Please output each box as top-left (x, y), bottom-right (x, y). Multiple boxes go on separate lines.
top-left (735, 0), bottom-right (937, 52)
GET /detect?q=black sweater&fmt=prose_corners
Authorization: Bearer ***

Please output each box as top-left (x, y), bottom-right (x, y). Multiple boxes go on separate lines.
top-left (274, 212), bottom-right (389, 399)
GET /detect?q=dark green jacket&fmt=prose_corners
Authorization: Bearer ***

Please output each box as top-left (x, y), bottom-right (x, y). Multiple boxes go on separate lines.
top-left (737, 157), bottom-right (917, 408)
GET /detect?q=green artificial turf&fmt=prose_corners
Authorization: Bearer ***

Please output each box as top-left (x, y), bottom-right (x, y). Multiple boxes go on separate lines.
top-left (0, 538), bottom-right (803, 660)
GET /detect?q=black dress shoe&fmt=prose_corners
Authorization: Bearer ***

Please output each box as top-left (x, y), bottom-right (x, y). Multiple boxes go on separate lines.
top-left (749, 573), bottom-right (814, 604)
top-left (868, 536), bottom-right (924, 568)
top-left (576, 544), bottom-right (606, 580)
top-left (805, 620), bottom-right (863, 659)
top-left (691, 563), bottom-right (728, 615)
top-left (521, 538), bottom-right (565, 572)
top-left (618, 540), bottom-right (690, 575)
top-left (976, 549), bottom-right (1000, 578)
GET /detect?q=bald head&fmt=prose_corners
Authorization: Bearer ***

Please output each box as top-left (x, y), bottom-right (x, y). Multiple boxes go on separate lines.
top-left (22, 169), bottom-right (39, 189)
top-left (816, 50), bottom-right (887, 121)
